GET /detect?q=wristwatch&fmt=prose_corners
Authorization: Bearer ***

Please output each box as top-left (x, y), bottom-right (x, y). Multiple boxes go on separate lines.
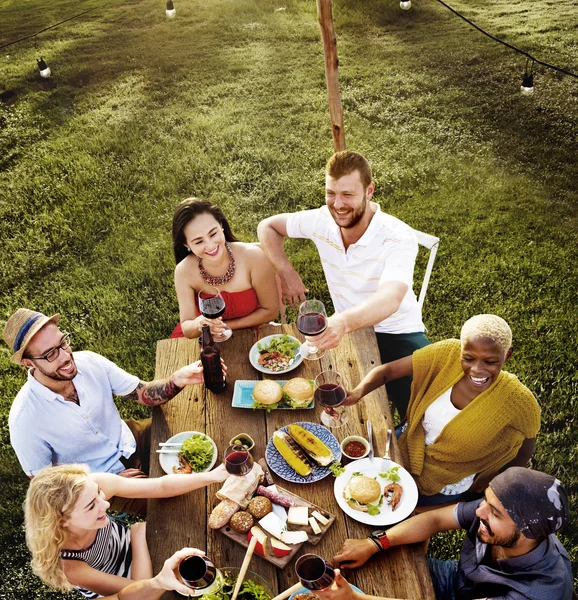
top-left (369, 529), bottom-right (391, 551)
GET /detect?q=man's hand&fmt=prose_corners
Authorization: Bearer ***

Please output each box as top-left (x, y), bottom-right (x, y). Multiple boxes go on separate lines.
top-left (173, 359), bottom-right (227, 388)
top-left (315, 569), bottom-right (357, 600)
top-left (309, 313), bottom-right (347, 350)
top-left (117, 468), bottom-right (148, 479)
top-left (154, 547), bottom-right (206, 595)
top-left (333, 538), bottom-right (379, 569)
top-left (279, 267), bottom-right (308, 308)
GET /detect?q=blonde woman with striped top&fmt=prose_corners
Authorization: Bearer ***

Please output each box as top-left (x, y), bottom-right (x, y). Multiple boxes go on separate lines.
top-left (25, 463), bottom-right (228, 598)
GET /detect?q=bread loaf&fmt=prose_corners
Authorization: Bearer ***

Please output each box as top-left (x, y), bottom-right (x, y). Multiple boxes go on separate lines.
top-left (209, 498), bottom-right (240, 529)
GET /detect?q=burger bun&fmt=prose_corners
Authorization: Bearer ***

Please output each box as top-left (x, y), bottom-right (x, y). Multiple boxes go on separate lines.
top-left (252, 380), bottom-right (283, 406)
top-left (283, 377), bottom-right (314, 408)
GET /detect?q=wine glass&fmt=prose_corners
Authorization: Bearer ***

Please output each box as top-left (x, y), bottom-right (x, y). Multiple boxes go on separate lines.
top-left (296, 299), bottom-right (327, 360)
top-left (295, 554), bottom-right (335, 591)
top-left (178, 555), bottom-right (222, 596)
top-left (224, 444), bottom-right (254, 476)
top-left (314, 370), bottom-right (348, 428)
top-left (198, 287), bottom-right (232, 341)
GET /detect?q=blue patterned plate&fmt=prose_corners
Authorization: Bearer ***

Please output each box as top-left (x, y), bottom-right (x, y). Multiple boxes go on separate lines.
top-left (265, 422), bottom-right (341, 484)
top-left (289, 585), bottom-right (364, 599)
top-left (232, 380), bottom-right (315, 410)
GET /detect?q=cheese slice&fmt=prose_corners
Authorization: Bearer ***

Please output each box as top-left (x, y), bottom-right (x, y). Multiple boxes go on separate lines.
top-left (258, 512), bottom-right (285, 541)
top-left (312, 510), bottom-right (330, 525)
top-left (308, 516), bottom-right (322, 535)
top-left (287, 506), bottom-right (309, 526)
top-left (281, 530), bottom-right (309, 544)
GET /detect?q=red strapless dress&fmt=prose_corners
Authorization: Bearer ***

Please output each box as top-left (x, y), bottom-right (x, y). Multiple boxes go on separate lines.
top-left (170, 288), bottom-right (260, 338)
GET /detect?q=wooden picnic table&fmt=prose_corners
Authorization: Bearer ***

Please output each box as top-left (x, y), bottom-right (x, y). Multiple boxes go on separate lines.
top-left (147, 324), bottom-right (435, 599)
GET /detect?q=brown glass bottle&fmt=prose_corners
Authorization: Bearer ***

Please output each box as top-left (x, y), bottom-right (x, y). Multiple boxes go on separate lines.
top-left (200, 325), bottom-right (226, 393)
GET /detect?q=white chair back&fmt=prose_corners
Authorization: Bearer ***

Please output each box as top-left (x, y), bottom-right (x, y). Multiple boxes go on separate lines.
top-left (412, 229), bottom-right (440, 309)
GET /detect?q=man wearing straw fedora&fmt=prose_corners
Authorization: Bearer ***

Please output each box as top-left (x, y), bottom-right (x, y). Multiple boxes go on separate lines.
top-left (4, 308), bottom-right (211, 507)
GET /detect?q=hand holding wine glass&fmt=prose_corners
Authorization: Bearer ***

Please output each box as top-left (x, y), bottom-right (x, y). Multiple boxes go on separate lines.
top-left (198, 287), bottom-right (232, 341)
top-left (178, 554), bottom-right (221, 595)
top-left (297, 299), bottom-right (328, 360)
top-left (315, 370), bottom-right (348, 428)
top-left (224, 444), bottom-right (254, 476)
top-left (295, 553), bottom-right (336, 592)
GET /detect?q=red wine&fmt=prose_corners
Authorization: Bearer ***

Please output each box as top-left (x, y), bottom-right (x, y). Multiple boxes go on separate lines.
top-left (297, 312), bottom-right (327, 336)
top-left (199, 297), bottom-right (226, 319)
top-left (179, 555), bottom-right (216, 588)
top-left (295, 555), bottom-right (335, 591)
top-left (200, 325), bottom-right (226, 393)
top-left (225, 450), bottom-right (253, 475)
top-left (315, 383), bottom-right (346, 408)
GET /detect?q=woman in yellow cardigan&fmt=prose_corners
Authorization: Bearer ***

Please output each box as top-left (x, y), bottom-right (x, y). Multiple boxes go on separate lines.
top-left (342, 314), bottom-right (540, 506)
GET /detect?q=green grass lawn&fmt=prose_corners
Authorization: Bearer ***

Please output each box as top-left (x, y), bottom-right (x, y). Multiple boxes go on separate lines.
top-left (1, 0), bottom-right (576, 596)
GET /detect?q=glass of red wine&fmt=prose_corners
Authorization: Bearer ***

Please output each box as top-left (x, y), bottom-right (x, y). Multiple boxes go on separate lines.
top-left (296, 299), bottom-right (328, 360)
top-left (224, 444), bottom-right (254, 476)
top-left (198, 287), bottom-right (232, 341)
top-left (295, 553), bottom-right (335, 592)
top-left (178, 554), bottom-right (221, 595)
top-left (314, 370), bottom-right (348, 428)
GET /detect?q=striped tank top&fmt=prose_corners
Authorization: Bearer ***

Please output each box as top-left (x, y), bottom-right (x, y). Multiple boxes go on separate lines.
top-left (60, 517), bottom-right (132, 599)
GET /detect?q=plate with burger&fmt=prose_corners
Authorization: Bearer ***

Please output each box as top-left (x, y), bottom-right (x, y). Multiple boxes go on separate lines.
top-left (233, 378), bottom-right (315, 411)
top-left (333, 457), bottom-right (418, 525)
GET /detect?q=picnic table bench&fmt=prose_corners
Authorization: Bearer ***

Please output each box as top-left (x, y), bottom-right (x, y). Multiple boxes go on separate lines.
top-left (147, 324), bottom-right (435, 599)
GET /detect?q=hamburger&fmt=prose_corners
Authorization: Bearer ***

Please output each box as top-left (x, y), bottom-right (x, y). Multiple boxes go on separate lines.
top-left (252, 380), bottom-right (284, 410)
top-left (343, 474), bottom-right (383, 515)
top-left (283, 377), bottom-right (314, 409)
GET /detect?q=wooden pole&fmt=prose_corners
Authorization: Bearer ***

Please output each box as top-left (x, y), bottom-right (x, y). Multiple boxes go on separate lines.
top-left (317, 0), bottom-right (346, 152)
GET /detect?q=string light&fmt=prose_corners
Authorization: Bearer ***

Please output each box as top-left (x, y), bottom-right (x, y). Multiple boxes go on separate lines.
top-left (166, 0), bottom-right (176, 18)
top-left (400, 1), bottom-right (412, 10)
top-left (37, 57), bottom-right (51, 78)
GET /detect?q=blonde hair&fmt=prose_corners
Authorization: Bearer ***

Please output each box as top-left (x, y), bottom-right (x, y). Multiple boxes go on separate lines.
top-left (460, 314), bottom-right (512, 356)
top-left (24, 464), bottom-right (91, 591)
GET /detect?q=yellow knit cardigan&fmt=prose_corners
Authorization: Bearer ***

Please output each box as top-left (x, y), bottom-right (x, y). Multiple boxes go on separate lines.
top-left (398, 339), bottom-right (540, 496)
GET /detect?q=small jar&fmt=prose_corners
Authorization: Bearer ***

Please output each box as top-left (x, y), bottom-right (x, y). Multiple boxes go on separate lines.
top-left (228, 433), bottom-right (255, 451)
top-left (341, 436), bottom-right (370, 460)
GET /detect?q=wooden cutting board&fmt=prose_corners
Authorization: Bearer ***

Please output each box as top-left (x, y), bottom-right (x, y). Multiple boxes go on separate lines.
top-left (217, 485), bottom-right (336, 569)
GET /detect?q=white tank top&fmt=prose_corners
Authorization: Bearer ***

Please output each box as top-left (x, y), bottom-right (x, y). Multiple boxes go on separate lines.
top-left (422, 387), bottom-right (476, 495)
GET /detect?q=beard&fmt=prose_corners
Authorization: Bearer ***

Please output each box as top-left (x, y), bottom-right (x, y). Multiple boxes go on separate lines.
top-left (329, 194), bottom-right (369, 229)
top-left (32, 357), bottom-right (77, 381)
top-left (477, 519), bottom-right (521, 548)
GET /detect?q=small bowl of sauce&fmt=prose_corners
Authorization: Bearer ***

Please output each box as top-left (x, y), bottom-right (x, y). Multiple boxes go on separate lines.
top-left (341, 436), bottom-right (370, 460)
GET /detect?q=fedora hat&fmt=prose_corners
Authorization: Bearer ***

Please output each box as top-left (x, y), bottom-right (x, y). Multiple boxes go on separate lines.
top-left (3, 309), bottom-right (61, 364)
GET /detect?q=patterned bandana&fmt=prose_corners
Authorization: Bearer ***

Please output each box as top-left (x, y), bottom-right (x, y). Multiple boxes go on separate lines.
top-left (490, 467), bottom-right (569, 539)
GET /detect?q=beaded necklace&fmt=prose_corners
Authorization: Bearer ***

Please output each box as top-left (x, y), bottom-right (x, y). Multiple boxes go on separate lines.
top-left (197, 242), bottom-right (236, 286)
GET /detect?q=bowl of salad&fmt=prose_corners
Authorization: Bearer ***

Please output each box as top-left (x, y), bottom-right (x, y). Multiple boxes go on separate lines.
top-left (201, 567), bottom-right (274, 600)
top-left (249, 334), bottom-right (302, 374)
top-left (159, 431), bottom-right (218, 475)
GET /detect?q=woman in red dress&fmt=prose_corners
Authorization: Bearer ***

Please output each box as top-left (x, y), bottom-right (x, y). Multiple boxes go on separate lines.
top-left (171, 198), bottom-right (279, 338)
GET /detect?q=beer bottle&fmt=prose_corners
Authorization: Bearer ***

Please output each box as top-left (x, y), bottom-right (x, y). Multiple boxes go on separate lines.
top-left (200, 325), bottom-right (226, 393)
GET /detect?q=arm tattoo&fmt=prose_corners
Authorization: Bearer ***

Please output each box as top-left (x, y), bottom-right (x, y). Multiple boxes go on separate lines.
top-left (140, 378), bottom-right (183, 406)
top-left (124, 382), bottom-right (145, 402)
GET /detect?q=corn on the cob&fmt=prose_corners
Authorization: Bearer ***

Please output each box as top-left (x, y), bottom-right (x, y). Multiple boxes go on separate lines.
top-left (273, 431), bottom-right (314, 476)
top-left (287, 424), bottom-right (334, 466)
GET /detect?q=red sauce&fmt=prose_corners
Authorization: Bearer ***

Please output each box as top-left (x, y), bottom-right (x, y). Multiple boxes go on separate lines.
top-left (344, 441), bottom-right (367, 458)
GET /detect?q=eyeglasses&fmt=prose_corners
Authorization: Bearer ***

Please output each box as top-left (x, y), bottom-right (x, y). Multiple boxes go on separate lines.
top-left (28, 332), bottom-right (71, 362)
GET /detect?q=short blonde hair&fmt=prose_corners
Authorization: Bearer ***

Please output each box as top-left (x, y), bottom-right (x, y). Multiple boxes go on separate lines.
top-left (460, 314), bottom-right (512, 356)
top-left (24, 464), bottom-right (91, 591)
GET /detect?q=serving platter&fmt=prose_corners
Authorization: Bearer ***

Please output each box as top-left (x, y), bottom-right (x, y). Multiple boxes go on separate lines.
top-left (289, 585), bottom-right (364, 599)
top-left (265, 422), bottom-right (341, 484)
top-left (232, 380), bottom-right (315, 410)
top-left (333, 457), bottom-right (418, 525)
top-left (218, 484), bottom-right (336, 569)
top-left (159, 431), bottom-right (218, 475)
top-left (249, 334), bottom-right (303, 375)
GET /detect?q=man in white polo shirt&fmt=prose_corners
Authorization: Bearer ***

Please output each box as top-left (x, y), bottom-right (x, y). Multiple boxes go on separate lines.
top-left (3, 308), bottom-right (213, 512)
top-left (257, 151), bottom-right (429, 418)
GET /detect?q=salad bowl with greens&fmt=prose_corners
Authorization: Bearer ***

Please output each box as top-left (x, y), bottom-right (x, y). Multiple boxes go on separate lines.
top-left (202, 567), bottom-right (273, 600)
top-left (159, 431), bottom-right (218, 475)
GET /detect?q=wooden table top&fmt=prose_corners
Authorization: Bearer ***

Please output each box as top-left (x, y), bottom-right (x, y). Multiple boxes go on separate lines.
top-left (147, 324), bottom-right (435, 599)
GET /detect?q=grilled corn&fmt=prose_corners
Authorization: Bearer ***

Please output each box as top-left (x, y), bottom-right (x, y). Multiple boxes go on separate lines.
top-left (273, 431), bottom-right (314, 476)
top-left (288, 424), bottom-right (334, 466)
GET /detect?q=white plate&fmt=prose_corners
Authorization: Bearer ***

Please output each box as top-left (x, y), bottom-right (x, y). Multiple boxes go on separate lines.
top-left (290, 585), bottom-right (364, 599)
top-left (249, 334), bottom-right (303, 375)
top-left (159, 431), bottom-right (218, 475)
top-left (333, 457), bottom-right (418, 525)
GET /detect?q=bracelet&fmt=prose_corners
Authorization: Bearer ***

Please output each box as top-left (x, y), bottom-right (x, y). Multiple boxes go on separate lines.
top-left (367, 537), bottom-right (382, 552)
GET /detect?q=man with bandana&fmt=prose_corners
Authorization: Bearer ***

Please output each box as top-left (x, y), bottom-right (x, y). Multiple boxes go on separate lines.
top-left (258, 151), bottom-right (429, 419)
top-left (326, 467), bottom-right (573, 600)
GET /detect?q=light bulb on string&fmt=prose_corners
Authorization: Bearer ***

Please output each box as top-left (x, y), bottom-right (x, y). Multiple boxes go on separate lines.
top-left (37, 57), bottom-right (51, 78)
top-left (166, 0), bottom-right (176, 18)
top-left (400, 0), bottom-right (412, 10)
top-left (521, 58), bottom-right (535, 95)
